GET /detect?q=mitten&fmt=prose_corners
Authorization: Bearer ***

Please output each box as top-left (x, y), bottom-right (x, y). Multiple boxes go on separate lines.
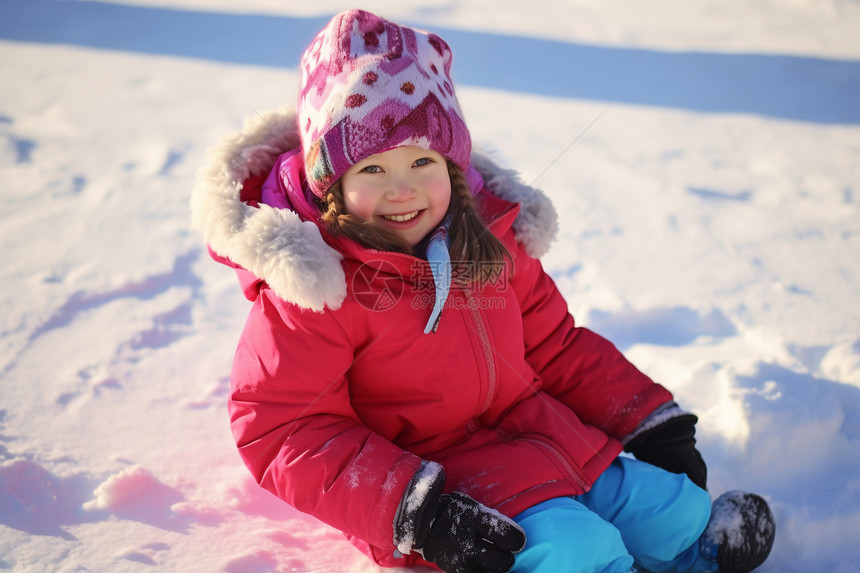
top-left (700, 491), bottom-right (776, 573)
top-left (624, 411), bottom-right (708, 490)
top-left (394, 461), bottom-right (526, 573)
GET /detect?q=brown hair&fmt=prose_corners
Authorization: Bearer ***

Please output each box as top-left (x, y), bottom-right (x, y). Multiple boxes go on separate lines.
top-left (319, 162), bottom-right (510, 285)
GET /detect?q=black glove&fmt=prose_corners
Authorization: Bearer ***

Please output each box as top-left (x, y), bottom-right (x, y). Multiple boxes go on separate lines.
top-left (624, 413), bottom-right (708, 490)
top-left (394, 462), bottom-right (526, 573)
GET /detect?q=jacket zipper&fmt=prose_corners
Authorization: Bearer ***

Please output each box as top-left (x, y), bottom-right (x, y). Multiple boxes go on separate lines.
top-left (469, 302), bottom-right (496, 416)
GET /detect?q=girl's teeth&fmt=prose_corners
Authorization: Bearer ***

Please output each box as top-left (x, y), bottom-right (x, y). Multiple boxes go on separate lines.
top-left (383, 211), bottom-right (419, 222)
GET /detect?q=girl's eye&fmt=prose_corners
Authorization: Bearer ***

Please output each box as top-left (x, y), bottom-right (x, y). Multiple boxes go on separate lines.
top-left (413, 157), bottom-right (433, 167)
top-left (361, 165), bottom-right (383, 174)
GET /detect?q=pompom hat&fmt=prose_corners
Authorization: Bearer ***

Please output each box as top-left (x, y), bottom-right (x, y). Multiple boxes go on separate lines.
top-left (298, 9), bottom-right (472, 197)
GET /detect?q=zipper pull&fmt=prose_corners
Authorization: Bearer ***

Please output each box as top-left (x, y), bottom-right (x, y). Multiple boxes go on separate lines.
top-left (423, 226), bottom-right (451, 334)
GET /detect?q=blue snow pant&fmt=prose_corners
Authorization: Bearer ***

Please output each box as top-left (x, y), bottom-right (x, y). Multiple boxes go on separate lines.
top-left (511, 456), bottom-right (718, 573)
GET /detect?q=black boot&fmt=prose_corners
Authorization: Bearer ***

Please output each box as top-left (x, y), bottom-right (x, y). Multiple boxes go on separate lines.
top-left (700, 491), bottom-right (776, 573)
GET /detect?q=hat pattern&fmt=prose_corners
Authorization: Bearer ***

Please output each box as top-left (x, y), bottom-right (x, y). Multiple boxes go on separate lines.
top-left (298, 10), bottom-right (471, 197)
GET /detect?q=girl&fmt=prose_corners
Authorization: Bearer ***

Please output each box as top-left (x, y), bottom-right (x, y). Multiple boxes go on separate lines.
top-left (191, 9), bottom-right (775, 573)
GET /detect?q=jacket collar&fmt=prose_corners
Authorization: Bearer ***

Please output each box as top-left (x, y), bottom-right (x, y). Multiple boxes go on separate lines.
top-left (191, 106), bottom-right (558, 312)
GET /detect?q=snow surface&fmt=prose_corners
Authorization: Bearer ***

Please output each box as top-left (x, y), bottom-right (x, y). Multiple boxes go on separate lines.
top-left (1, 0), bottom-right (859, 571)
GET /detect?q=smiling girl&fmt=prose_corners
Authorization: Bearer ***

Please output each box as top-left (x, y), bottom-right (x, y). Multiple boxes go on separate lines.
top-left (192, 9), bottom-right (774, 573)
top-left (321, 143), bottom-right (511, 295)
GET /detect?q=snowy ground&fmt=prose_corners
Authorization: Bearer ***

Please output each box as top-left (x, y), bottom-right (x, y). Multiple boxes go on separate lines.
top-left (1, 1), bottom-right (859, 571)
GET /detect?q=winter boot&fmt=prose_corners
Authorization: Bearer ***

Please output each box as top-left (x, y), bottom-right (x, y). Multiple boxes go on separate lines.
top-left (700, 491), bottom-right (776, 573)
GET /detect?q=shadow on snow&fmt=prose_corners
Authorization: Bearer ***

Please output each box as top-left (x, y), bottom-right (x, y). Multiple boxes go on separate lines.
top-left (2, 0), bottom-right (859, 124)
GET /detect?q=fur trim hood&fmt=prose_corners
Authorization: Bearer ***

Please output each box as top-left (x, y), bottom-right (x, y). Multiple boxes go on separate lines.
top-left (190, 106), bottom-right (558, 312)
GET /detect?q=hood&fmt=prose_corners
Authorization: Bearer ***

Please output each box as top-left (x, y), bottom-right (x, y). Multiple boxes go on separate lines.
top-left (190, 106), bottom-right (558, 312)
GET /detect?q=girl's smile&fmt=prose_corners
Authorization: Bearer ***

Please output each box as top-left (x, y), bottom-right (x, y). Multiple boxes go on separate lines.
top-left (340, 146), bottom-right (452, 247)
top-left (381, 210), bottom-right (421, 223)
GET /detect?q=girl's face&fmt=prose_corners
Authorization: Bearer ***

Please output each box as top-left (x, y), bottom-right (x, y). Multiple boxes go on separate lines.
top-left (340, 146), bottom-right (452, 247)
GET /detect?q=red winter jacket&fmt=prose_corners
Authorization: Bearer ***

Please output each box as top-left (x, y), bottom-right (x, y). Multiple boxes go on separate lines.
top-left (191, 108), bottom-right (673, 568)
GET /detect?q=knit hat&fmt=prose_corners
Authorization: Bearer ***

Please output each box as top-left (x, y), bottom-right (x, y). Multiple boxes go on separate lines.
top-left (298, 9), bottom-right (472, 197)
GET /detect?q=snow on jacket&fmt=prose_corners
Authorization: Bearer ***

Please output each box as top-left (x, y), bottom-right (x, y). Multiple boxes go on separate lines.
top-left (191, 107), bottom-right (674, 568)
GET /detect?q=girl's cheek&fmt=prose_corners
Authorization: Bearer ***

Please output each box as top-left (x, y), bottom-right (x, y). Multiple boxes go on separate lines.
top-left (344, 189), bottom-right (375, 220)
top-left (432, 181), bottom-right (452, 212)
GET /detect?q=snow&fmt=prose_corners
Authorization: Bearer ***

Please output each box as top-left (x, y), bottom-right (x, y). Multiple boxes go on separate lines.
top-left (1, 0), bottom-right (859, 571)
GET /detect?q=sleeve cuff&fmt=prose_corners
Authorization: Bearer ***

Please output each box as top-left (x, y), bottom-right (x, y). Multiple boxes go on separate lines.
top-left (621, 401), bottom-right (696, 447)
top-left (392, 460), bottom-right (445, 556)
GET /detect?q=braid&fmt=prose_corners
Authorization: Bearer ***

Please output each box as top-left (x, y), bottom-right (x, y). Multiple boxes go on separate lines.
top-left (447, 162), bottom-right (511, 286)
top-left (447, 166), bottom-right (472, 259)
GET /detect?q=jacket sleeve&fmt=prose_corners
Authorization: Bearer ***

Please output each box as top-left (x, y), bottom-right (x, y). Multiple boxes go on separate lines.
top-left (228, 287), bottom-right (423, 554)
top-left (509, 240), bottom-right (673, 439)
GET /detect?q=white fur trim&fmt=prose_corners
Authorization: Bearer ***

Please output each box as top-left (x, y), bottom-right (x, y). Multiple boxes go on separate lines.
top-left (191, 107), bottom-right (346, 312)
top-left (190, 106), bottom-right (557, 311)
top-left (471, 152), bottom-right (559, 259)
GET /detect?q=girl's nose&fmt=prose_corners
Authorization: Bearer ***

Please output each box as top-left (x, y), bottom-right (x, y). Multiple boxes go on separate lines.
top-left (385, 177), bottom-right (416, 201)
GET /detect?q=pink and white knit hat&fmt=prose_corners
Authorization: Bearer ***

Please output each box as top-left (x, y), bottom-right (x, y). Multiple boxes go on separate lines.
top-left (298, 9), bottom-right (472, 197)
